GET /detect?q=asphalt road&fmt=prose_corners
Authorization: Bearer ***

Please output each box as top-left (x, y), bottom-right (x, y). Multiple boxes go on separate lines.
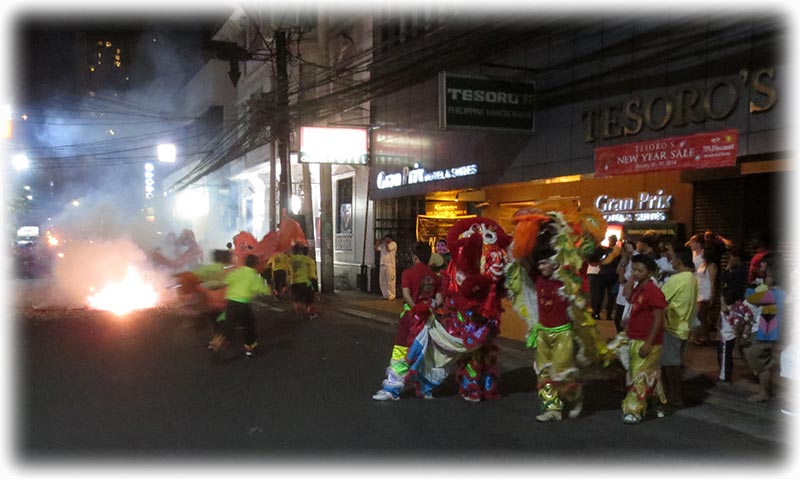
top-left (14, 299), bottom-right (790, 469)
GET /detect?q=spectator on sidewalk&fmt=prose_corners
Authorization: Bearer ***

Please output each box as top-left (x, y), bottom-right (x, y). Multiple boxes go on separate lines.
top-left (743, 258), bottom-right (786, 402)
top-left (375, 234), bottom-right (397, 301)
top-left (587, 248), bottom-right (602, 319)
top-left (656, 238), bottom-right (677, 285)
top-left (690, 236), bottom-right (720, 346)
top-left (595, 235), bottom-right (621, 320)
top-left (717, 248), bottom-right (750, 383)
top-left (660, 246), bottom-right (697, 409)
top-left (372, 242), bottom-right (442, 401)
top-left (614, 240), bottom-right (638, 333)
top-left (748, 233), bottom-right (773, 286)
top-left (435, 238), bottom-right (450, 270)
top-left (622, 254), bottom-right (668, 424)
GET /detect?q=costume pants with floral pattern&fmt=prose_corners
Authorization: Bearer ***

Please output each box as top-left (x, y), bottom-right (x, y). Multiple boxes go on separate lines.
top-left (622, 339), bottom-right (667, 419)
top-left (535, 328), bottom-right (581, 413)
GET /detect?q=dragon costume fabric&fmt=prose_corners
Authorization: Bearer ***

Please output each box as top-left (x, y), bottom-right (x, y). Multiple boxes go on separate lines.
top-left (405, 217), bottom-right (512, 401)
top-left (174, 213), bottom-right (306, 315)
top-left (232, 213), bottom-right (307, 270)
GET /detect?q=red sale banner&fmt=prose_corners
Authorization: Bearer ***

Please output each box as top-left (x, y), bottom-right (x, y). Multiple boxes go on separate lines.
top-left (594, 129), bottom-right (739, 178)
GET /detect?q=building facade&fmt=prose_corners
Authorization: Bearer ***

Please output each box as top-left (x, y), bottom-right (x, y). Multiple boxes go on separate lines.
top-left (366, 17), bottom-right (787, 338)
top-left (370, 18), bottom-right (786, 257)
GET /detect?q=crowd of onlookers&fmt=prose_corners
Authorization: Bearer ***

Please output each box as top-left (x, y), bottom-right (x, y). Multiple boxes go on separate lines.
top-left (587, 229), bottom-right (790, 408)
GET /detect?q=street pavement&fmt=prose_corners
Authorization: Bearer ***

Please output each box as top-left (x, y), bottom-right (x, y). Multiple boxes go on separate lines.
top-left (324, 289), bottom-right (791, 424)
top-left (12, 283), bottom-right (796, 471)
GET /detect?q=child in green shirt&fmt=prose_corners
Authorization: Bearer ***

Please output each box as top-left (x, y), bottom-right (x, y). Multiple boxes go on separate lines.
top-left (211, 254), bottom-right (271, 357)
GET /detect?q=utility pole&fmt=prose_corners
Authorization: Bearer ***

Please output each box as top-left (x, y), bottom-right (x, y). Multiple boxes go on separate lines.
top-left (301, 164), bottom-right (316, 260)
top-left (319, 163), bottom-right (334, 293)
top-left (275, 30), bottom-right (291, 218)
top-left (316, 17), bottom-right (334, 294)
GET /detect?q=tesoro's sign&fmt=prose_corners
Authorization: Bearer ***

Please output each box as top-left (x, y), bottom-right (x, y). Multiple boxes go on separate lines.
top-left (438, 72), bottom-right (535, 132)
top-left (594, 129), bottom-right (738, 178)
top-left (581, 67), bottom-right (777, 143)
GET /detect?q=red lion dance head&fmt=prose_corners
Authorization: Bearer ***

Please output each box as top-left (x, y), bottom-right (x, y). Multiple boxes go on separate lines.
top-left (445, 217), bottom-right (512, 319)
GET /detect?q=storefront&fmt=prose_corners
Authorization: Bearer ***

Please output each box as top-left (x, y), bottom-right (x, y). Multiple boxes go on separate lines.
top-left (368, 20), bottom-right (785, 338)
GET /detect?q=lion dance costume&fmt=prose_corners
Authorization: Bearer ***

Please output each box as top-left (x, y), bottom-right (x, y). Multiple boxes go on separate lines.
top-left (504, 199), bottom-right (610, 420)
top-left (404, 217), bottom-right (511, 401)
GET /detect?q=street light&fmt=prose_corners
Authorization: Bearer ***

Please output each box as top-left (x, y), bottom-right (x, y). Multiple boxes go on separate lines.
top-left (12, 153), bottom-right (29, 171)
top-left (157, 143), bottom-right (176, 163)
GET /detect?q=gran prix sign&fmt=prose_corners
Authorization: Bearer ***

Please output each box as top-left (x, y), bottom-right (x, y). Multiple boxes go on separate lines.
top-left (595, 190), bottom-right (673, 223)
top-left (594, 129), bottom-right (738, 178)
top-left (376, 164), bottom-right (478, 190)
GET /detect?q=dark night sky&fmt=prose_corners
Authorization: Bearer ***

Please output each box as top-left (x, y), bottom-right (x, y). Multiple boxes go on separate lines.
top-left (9, 12), bottom-right (230, 227)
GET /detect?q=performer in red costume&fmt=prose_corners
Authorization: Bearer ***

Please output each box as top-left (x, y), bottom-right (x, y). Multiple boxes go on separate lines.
top-left (404, 217), bottom-right (512, 402)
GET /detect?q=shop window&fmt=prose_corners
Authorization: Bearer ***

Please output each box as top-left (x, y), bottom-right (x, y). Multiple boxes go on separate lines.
top-left (336, 177), bottom-right (353, 234)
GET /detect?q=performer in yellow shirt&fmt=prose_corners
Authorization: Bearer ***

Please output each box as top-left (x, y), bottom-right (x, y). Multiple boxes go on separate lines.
top-left (269, 250), bottom-right (290, 300)
top-left (287, 243), bottom-right (319, 319)
top-left (210, 254), bottom-right (271, 357)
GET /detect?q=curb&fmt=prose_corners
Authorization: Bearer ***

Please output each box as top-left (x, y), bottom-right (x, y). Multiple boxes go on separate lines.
top-left (703, 383), bottom-right (784, 421)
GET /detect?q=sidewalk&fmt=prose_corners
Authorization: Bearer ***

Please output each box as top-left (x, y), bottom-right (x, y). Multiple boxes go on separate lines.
top-left (319, 289), bottom-right (788, 420)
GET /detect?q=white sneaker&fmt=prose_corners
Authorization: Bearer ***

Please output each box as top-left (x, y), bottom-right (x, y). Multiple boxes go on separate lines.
top-left (622, 413), bottom-right (640, 424)
top-left (372, 389), bottom-right (399, 401)
top-left (535, 410), bottom-right (562, 422)
top-left (567, 398), bottom-right (583, 419)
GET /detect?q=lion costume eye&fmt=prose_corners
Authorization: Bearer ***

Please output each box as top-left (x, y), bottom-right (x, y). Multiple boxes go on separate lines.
top-left (482, 226), bottom-right (497, 245)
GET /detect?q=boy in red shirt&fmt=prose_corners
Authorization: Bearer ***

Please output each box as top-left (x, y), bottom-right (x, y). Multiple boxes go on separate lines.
top-left (622, 254), bottom-right (668, 424)
top-left (372, 242), bottom-right (442, 401)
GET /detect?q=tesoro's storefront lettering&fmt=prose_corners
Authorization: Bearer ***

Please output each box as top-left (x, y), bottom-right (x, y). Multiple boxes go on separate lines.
top-left (582, 67), bottom-right (777, 143)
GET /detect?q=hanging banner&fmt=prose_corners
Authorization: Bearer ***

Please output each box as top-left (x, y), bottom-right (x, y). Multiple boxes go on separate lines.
top-left (594, 129), bottom-right (739, 178)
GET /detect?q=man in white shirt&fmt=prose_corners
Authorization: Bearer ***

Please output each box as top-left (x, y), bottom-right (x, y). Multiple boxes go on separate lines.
top-left (376, 234), bottom-right (397, 300)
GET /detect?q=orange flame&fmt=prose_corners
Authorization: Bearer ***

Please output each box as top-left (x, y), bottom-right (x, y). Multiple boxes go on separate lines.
top-left (87, 266), bottom-right (158, 316)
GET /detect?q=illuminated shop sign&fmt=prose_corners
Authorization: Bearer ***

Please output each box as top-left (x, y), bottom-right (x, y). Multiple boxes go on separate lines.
top-left (17, 226), bottom-right (39, 238)
top-left (595, 189), bottom-right (672, 223)
top-left (144, 163), bottom-right (155, 200)
top-left (426, 201), bottom-right (468, 217)
top-left (299, 126), bottom-right (368, 164)
top-left (439, 72), bottom-right (535, 132)
top-left (377, 164), bottom-right (478, 190)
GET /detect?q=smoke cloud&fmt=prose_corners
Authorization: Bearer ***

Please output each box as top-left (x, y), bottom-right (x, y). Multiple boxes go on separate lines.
top-left (15, 198), bottom-right (179, 310)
